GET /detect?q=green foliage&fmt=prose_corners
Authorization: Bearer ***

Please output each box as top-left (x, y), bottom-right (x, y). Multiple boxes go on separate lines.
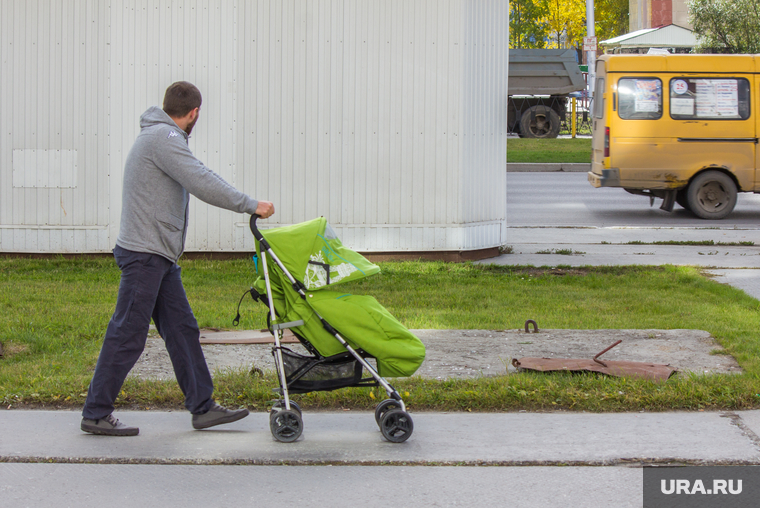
top-left (510, 0), bottom-right (549, 48)
top-left (544, 0), bottom-right (588, 49)
top-left (509, 0), bottom-right (629, 50)
top-left (689, 0), bottom-right (760, 53)
top-left (595, 0), bottom-right (629, 43)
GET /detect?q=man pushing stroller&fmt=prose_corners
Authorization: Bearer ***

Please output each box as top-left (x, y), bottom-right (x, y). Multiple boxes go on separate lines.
top-left (81, 82), bottom-right (274, 436)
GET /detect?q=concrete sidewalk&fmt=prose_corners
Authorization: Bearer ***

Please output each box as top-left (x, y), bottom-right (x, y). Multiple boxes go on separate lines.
top-left (3, 409), bottom-right (760, 466)
top-left (489, 242), bottom-right (760, 269)
top-left (485, 226), bottom-right (760, 299)
top-left (494, 226), bottom-right (760, 268)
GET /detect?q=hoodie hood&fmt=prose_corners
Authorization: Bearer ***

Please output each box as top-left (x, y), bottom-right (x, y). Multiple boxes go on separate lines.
top-left (139, 106), bottom-right (188, 140)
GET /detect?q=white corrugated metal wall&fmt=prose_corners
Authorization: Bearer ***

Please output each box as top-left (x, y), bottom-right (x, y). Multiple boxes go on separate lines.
top-left (1, 0), bottom-right (507, 254)
top-left (107, 0), bottom-right (243, 253)
top-left (1, 0), bottom-right (111, 252)
top-left (461, 0), bottom-right (508, 250)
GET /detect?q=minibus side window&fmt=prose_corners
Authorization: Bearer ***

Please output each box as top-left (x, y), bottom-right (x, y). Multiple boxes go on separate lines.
top-left (670, 78), bottom-right (750, 120)
top-left (593, 78), bottom-right (605, 119)
top-left (617, 78), bottom-right (662, 120)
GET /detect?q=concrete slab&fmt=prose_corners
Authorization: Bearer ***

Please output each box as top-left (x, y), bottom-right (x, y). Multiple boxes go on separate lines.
top-left (491, 226), bottom-right (760, 268)
top-left (706, 270), bottom-right (760, 301)
top-left (487, 243), bottom-right (760, 268)
top-left (129, 329), bottom-right (740, 381)
top-left (416, 329), bottom-right (740, 378)
top-left (198, 328), bottom-right (299, 344)
top-left (731, 410), bottom-right (760, 443)
top-left (2, 410), bottom-right (758, 466)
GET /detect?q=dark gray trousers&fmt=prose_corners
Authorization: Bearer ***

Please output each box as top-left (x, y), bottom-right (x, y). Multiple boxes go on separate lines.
top-left (82, 245), bottom-right (214, 420)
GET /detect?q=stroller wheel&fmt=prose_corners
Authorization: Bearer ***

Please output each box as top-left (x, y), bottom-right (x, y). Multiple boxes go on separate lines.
top-left (271, 399), bottom-right (302, 416)
top-left (270, 409), bottom-right (303, 443)
top-left (380, 409), bottom-right (413, 443)
top-left (374, 399), bottom-right (401, 428)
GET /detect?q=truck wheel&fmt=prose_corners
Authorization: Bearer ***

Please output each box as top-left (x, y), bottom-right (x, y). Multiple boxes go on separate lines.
top-left (519, 105), bottom-right (561, 138)
top-left (686, 171), bottom-right (737, 220)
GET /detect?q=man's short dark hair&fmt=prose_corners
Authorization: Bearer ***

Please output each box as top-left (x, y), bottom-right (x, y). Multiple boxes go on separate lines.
top-left (163, 81), bottom-right (202, 118)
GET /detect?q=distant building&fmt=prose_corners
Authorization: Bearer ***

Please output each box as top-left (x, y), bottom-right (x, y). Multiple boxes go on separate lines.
top-left (629, 0), bottom-right (692, 32)
top-left (600, 24), bottom-right (696, 53)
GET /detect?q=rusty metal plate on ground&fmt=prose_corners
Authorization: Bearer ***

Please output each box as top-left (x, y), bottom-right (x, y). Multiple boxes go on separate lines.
top-left (512, 357), bottom-right (678, 381)
top-left (198, 329), bottom-right (300, 345)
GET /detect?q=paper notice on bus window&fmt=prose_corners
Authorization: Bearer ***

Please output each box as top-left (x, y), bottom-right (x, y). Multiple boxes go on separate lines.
top-left (696, 81), bottom-right (717, 116)
top-left (634, 80), bottom-right (661, 113)
top-left (715, 80), bottom-right (739, 117)
top-left (696, 80), bottom-right (738, 117)
top-left (671, 97), bottom-right (695, 116)
top-left (636, 99), bottom-right (659, 112)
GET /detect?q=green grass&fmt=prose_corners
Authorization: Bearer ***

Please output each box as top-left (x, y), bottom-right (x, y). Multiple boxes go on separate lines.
top-left (507, 137), bottom-right (592, 163)
top-left (2, 258), bottom-right (760, 413)
top-left (535, 248), bottom-right (586, 255)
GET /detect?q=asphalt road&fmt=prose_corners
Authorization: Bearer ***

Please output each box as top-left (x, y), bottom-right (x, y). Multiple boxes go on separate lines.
top-left (501, 171), bottom-right (760, 281)
top-left (1, 463), bottom-right (642, 507)
top-left (507, 172), bottom-right (760, 227)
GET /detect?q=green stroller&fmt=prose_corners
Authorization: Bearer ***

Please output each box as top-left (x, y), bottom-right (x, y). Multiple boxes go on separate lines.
top-left (241, 216), bottom-right (426, 443)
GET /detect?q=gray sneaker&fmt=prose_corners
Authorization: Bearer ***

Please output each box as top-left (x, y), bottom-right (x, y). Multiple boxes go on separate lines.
top-left (81, 414), bottom-right (139, 436)
top-left (192, 403), bottom-right (250, 430)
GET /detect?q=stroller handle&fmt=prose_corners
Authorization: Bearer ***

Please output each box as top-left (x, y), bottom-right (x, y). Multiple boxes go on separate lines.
top-left (250, 214), bottom-right (265, 242)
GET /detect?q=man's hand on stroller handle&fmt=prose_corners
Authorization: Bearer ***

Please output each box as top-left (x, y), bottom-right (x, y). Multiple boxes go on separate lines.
top-left (255, 200), bottom-right (275, 219)
top-left (250, 203), bottom-right (274, 242)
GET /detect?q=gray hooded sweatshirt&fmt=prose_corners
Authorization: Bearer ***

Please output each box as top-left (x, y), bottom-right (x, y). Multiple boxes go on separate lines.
top-left (116, 106), bottom-right (259, 262)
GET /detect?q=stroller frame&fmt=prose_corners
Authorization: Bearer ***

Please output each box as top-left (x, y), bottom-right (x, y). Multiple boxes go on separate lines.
top-left (250, 216), bottom-right (414, 443)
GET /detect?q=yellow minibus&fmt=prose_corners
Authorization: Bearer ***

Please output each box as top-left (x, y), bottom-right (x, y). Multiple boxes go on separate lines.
top-left (588, 54), bottom-right (759, 219)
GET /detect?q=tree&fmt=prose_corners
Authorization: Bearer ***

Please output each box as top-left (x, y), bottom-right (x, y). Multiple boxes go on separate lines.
top-left (543, 0), bottom-right (587, 49)
top-left (510, 0), bottom-right (549, 48)
top-left (689, 0), bottom-right (760, 53)
top-left (595, 0), bottom-right (629, 43)
top-left (509, 0), bottom-right (629, 51)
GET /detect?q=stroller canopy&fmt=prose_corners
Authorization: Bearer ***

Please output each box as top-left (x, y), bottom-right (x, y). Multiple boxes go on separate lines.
top-left (257, 217), bottom-right (380, 291)
top-left (254, 218), bottom-right (425, 377)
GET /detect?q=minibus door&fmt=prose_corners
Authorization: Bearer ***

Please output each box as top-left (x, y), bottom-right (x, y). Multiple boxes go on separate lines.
top-left (756, 75), bottom-right (760, 191)
top-left (591, 60), bottom-right (607, 172)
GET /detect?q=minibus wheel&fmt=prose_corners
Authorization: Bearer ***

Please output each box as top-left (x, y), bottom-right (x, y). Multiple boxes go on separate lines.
top-left (686, 171), bottom-right (737, 220)
top-left (519, 105), bottom-right (561, 138)
top-left (675, 189), bottom-right (690, 211)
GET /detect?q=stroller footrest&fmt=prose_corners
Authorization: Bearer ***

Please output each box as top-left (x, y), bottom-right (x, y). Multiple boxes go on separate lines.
top-left (272, 320), bottom-right (305, 331)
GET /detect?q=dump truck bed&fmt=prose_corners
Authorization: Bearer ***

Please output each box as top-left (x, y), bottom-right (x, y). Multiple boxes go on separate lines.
top-left (508, 49), bottom-right (586, 96)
